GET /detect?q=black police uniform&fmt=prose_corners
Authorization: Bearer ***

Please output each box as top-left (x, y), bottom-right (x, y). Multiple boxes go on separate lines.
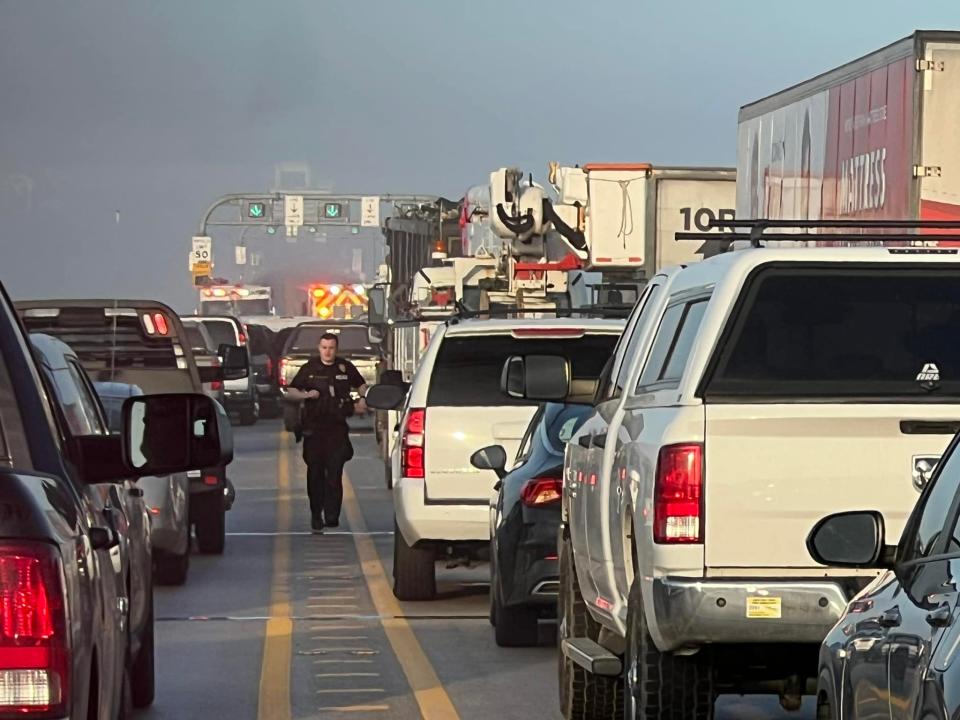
top-left (290, 356), bottom-right (365, 528)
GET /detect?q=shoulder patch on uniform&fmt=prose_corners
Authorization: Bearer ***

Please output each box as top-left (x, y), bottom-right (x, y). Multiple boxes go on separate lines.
top-left (338, 363), bottom-right (346, 372)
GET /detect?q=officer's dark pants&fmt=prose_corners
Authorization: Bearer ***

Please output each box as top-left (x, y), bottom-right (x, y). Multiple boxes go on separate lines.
top-left (302, 429), bottom-right (353, 523)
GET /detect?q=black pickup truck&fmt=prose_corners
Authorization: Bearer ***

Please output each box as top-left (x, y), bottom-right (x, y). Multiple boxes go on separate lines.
top-left (0, 280), bottom-right (233, 717)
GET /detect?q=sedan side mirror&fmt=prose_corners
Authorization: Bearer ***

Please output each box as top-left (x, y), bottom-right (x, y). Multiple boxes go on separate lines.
top-left (470, 445), bottom-right (508, 480)
top-left (219, 344), bottom-right (250, 381)
top-left (365, 383), bottom-right (407, 410)
top-left (500, 354), bottom-right (569, 401)
top-left (123, 393), bottom-right (233, 477)
top-left (807, 511), bottom-right (889, 568)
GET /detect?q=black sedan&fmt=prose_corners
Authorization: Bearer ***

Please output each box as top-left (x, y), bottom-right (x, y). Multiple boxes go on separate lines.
top-left (472, 402), bottom-right (592, 647)
top-left (807, 428), bottom-right (960, 719)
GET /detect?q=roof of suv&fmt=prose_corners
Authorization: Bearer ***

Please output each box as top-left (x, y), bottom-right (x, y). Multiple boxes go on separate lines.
top-left (669, 246), bottom-right (960, 295)
top-left (443, 317), bottom-right (625, 336)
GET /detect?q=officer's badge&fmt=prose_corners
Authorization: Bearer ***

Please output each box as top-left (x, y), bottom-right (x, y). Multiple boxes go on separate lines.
top-left (338, 363), bottom-right (346, 372)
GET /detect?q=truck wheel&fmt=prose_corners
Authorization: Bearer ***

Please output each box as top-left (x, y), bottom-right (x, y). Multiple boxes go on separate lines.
top-left (131, 594), bottom-right (156, 708)
top-left (623, 576), bottom-right (715, 720)
top-left (154, 549), bottom-right (189, 586)
top-left (558, 534), bottom-right (622, 720)
top-left (194, 491), bottom-right (226, 554)
top-left (493, 579), bottom-right (539, 647)
top-left (392, 519), bottom-right (436, 601)
top-left (238, 399), bottom-right (258, 426)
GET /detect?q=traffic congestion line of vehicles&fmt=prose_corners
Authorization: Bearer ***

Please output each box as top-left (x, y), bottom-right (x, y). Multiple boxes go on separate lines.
top-left (358, 30), bottom-right (960, 720)
top-left (0, 279), bottom-right (236, 718)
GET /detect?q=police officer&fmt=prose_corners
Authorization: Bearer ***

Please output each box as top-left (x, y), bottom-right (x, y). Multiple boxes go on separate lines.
top-left (285, 332), bottom-right (367, 533)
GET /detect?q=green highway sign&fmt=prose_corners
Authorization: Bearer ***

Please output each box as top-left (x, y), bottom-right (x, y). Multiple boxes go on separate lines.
top-left (324, 202), bottom-right (342, 219)
top-left (248, 202), bottom-right (266, 219)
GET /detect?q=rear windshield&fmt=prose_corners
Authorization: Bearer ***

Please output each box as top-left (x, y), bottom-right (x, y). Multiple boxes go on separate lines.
top-left (182, 324), bottom-right (210, 353)
top-left (287, 326), bottom-right (372, 355)
top-left (706, 266), bottom-right (960, 399)
top-left (428, 332), bottom-right (618, 407)
top-left (201, 319), bottom-right (238, 348)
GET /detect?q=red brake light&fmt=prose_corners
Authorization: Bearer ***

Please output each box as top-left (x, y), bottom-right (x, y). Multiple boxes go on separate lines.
top-left (521, 476), bottom-right (563, 507)
top-left (153, 313), bottom-right (169, 336)
top-left (402, 409), bottom-right (426, 479)
top-left (210, 380), bottom-right (223, 390)
top-left (654, 444), bottom-right (703, 544)
top-left (278, 358), bottom-right (289, 387)
top-left (0, 542), bottom-right (69, 716)
top-left (203, 474), bottom-right (219, 486)
top-left (238, 331), bottom-right (247, 346)
top-left (265, 357), bottom-right (274, 377)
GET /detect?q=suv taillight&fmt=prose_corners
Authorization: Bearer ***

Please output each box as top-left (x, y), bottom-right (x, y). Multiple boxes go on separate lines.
top-left (401, 409), bottom-right (426, 479)
top-left (0, 542), bottom-right (69, 717)
top-left (278, 359), bottom-right (289, 387)
top-left (653, 444), bottom-right (703, 544)
top-left (521, 475), bottom-right (562, 507)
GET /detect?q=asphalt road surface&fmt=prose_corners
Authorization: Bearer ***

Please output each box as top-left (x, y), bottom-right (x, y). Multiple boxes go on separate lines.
top-left (139, 419), bottom-right (816, 720)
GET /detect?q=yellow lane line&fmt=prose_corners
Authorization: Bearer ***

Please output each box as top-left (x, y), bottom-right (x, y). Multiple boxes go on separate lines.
top-left (342, 471), bottom-right (461, 720)
top-left (257, 432), bottom-right (293, 720)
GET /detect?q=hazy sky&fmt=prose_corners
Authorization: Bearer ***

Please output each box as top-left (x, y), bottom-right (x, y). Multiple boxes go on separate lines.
top-left (1, 1), bottom-right (958, 309)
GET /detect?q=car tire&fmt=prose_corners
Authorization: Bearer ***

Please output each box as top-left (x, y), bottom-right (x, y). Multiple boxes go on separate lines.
top-left (623, 575), bottom-right (715, 720)
top-left (493, 577), bottom-right (539, 647)
top-left (131, 594), bottom-right (155, 709)
top-left (558, 533), bottom-right (622, 720)
top-left (238, 399), bottom-right (258, 426)
top-left (194, 491), bottom-right (226, 554)
top-left (392, 519), bottom-right (436, 601)
top-left (154, 549), bottom-right (189, 586)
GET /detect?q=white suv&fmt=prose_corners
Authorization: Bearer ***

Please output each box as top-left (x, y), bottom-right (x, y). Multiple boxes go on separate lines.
top-left (383, 317), bottom-right (624, 600)
top-left (542, 246), bottom-right (960, 718)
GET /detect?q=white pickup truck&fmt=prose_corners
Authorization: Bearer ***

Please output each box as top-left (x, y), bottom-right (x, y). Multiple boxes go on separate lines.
top-left (521, 245), bottom-right (960, 719)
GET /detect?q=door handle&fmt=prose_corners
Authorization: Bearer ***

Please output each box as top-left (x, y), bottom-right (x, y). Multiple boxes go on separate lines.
top-left (879, 607), bottom-right (902, 628)
top-left (592, 433), bottom-right (607, 449)
top-left (927, 603), bottom-right (953, 628)
top-left (578, 436), bottom-right (591, 449)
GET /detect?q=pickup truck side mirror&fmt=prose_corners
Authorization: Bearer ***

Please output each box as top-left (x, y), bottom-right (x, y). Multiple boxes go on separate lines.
top-left (218, 344), bottom-right (250, 381)
top-left (70, 393), bottom-right (232, 483)
top-left (501, 355), bottom-right (569, 401)
top-left (365, 383), bottom-right (407, 410)
top-left (124, 393), bottom-right (233, 476)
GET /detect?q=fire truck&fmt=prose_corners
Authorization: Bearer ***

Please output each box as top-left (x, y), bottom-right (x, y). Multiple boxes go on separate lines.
top-left (305, 283), bottom-right (368, 320)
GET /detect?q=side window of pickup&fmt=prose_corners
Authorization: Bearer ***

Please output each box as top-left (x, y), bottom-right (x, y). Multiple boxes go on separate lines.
top-left (637, 298), bottom-right (710, 391)
top-left (603, 284), bottom-right (661, 400)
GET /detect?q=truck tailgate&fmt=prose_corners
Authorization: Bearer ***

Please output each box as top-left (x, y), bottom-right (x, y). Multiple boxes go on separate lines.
top-left (704, 404), bottom-right (957, 569)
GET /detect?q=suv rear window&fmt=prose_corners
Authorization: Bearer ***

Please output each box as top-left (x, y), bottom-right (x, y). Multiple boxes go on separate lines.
top-left (200, 319), bottom-right (239, 348)
top-left (287, 325), bottom-right (372, 355)
top-left (705, 266), bottom-right (960, 399)
top-left (182, 324), bottom-right (211, 353)
top-left (428, 332), bottom-right (618, 407)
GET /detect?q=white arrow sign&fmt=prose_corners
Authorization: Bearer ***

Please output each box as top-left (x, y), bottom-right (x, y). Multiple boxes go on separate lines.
top-left (360, 196), bottom-right (380, 228)
top-left (190, 236), bottom-right (212, 269)
top-left (284, 194), bottom-right (304, 227)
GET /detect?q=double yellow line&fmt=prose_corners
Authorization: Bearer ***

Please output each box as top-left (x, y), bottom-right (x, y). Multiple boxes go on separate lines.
top-left (258, 432), bottom-right (460, 719)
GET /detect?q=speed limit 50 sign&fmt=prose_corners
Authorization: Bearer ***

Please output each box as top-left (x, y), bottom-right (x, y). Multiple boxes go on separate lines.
top-left (191, 236), bottom-right (212, 269)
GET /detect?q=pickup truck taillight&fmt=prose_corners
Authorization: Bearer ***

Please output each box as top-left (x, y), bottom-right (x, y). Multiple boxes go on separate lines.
top-left (654, 444), bottom-right (703, 544)
top-left (0, 542), bottom-right (69, 717)
top-left (521, 476), bottom-right (562, 506)
top-left (401, 409), bottom-right (426, 479)
top-left (278, 359), bottom-right (289, 387)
